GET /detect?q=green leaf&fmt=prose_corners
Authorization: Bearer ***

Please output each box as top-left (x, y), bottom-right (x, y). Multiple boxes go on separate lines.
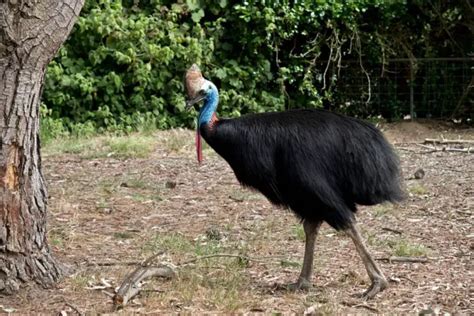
top-left (215, 68), bottom-right (227, 80)
top-left (191, 9), bottom-right (205, 23)
top-left (186, 0), bottom-right (200, 11)
top-left (219, 0), bottom-right (228, 8)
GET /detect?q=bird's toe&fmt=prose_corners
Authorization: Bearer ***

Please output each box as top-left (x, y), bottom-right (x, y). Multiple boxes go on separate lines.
top-left (286, 278), bottom-right (312, 291)
top-left (361, 278), bottom-right (388, 300)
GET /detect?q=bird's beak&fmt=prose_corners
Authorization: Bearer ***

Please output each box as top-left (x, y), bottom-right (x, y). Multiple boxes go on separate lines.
top-left (185, 94), bottom-right (206, 111)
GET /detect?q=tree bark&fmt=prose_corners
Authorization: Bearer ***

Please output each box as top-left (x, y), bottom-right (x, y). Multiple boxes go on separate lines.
top-left (0, 0), bottom-right (84, 294)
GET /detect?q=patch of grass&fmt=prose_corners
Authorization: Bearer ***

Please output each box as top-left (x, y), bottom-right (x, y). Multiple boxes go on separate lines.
top-left (130, 193), bottom-right (147, 202)
top-left (391, 239), bottom-right (430, 257)
top-left (143, 233), bottom-right (194, 255)
top-left (150, 193), bottom-right (163, 201)
top-left (122, 177), bottom-right (149, 189)
top-left (280, 259), bottom-right (302, 268)
top-left (409, 183), bottom-right (428, 195)
top-left (372, 204), bottom-right (393, 217)
top-left (144, 232), bottom-right (227, 258)
top-left (43, 138), bottom-right (100, 156)
top-left (165, 256), bottom-right (249, 311)
top-left (365, 232), bottom-right (381, 247)
top-left (291, 224), bottom-right (305, 241)
top-left (48, 228), bottom-right (68, 248)
top-left (103, 136), bottom-right (155, 159)
top-left (68, 274), bottom-right (90, 291)
top-left (228, 188), bottom-right (263, 202)
top-left (195, 240), bottom-right (223, 256)
top-left (97, 180), bottom-right (116, 195)
top-left (205, 266), bottom-right (248, 310)
top-left (163, 130), bottom-right (189, 152)
top-left (113, 231), bottom-right (134, 239)
top-left (141, 231), bottom-right (252, 310)
top-left (43, 135), bottom-right (156, 159)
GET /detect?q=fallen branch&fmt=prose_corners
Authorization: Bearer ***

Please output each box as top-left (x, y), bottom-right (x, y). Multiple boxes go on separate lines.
top-left (113, 252), bottom-right (173, 308)
top-left (376, 256), bottom-right (429, 263)
top-left (416, 144), bottom-right (473, 153)
top-left (424, 138), bottom-right (474, 145)
top-left (113, 257), bottom-right (175, 308)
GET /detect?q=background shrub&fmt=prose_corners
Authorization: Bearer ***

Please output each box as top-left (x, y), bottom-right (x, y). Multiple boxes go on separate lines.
top-left (42, 0), bottom-right (472, 133)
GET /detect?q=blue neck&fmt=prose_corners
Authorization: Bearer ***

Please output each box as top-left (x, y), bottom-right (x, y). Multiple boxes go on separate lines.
top-left (198, 83), bottom-right (219, 127)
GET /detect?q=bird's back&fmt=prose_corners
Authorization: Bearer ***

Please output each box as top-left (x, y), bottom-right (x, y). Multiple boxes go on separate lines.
top-left (201, 109), bottom-right (404, 229)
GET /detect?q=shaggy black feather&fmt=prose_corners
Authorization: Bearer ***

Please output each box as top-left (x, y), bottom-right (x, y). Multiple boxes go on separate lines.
top-left (201, 109), bottom-right (404, 230)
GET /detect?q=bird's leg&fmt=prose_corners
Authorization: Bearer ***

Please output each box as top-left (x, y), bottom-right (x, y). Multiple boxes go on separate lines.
top-left (288, 220), bottom-right (321, 291)
top-left (345, 221), bottom-right (388, 299)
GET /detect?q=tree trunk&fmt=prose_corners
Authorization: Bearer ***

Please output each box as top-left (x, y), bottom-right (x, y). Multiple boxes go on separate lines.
top-left (0, 0), bottom-right (84, 294)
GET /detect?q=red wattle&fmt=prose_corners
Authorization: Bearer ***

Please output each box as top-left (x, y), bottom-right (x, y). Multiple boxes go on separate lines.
top-left (196, 128), bottom-right (203, 163)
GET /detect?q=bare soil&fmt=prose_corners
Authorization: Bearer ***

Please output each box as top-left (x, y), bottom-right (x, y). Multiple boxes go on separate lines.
top-left (1, 121), bottom-right (472, 314)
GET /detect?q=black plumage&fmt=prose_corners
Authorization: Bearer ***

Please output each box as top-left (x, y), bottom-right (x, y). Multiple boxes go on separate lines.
top-left (184, 64), bottom-right (405, 299)
top-left (202, 109), bottom-right (404, 230)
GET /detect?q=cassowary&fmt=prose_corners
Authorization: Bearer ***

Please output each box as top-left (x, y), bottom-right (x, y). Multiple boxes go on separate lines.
top-left (184, 64), bottom-right (404, 299)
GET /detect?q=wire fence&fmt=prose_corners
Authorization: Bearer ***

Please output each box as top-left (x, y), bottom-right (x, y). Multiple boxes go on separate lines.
top-left (331, 57), bottom-right (473, 120)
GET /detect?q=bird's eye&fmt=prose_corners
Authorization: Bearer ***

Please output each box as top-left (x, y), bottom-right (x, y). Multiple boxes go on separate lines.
top-left (198, 89), bottom-right (206, 95)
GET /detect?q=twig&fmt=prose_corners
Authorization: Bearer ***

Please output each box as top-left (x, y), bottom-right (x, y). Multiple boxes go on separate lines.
top-left (354, 29), bottom-right (371, 105)
top-left (342, 301), bottom-right (379, 313)
top-left (450, 76), bottom-right (473, 119)
top-left (376, 256), bottom-right (429, 263)
top-left (180, 253), bottom-right (249, 265)
top-left (179, 253), bottom-right (284, 265)
top-left (397, 147), bottom-right (418, 152)
top-left (382, 227), bottom-right (402, 235)
top-left (424, 138), bottom-right (474, 145)
top-left (399, 275), bottom-right (417, 285)
top-left (65, 303), bottom-right (85, 316)
top-left (322, 38), bottom-right (333, 90)
top-left (86, 261), bottom-right (141, 266)
top-left (455, 210), bottom-right (472, 216)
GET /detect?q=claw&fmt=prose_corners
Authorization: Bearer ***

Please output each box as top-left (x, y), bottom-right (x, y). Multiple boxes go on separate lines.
top-left (286, 278), bottom-right (312, 291)
top-left (360, 277), bottom-right (388, 299)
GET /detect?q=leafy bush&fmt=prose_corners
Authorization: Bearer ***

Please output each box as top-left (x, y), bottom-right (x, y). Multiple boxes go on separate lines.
top-left (42, 0), bottom-right (471, 132)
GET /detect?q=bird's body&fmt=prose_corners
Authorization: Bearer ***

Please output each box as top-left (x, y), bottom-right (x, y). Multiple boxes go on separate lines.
top-left (184, 64), bottom-right (405, 299)
top-left (201, 109), bottom-right (404, 230)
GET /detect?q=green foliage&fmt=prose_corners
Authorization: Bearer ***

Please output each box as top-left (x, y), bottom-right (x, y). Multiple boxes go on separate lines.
top-left (42, 1), bottom-right (471, 131)
top-left (391, 239), bottom-right (430, 257)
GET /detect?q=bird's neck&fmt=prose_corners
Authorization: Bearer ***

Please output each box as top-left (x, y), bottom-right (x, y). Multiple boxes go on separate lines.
top-left (198, 84), bottom-right (219, 128)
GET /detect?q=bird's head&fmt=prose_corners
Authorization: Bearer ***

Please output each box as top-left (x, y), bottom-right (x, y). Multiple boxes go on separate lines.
top-left (184, 64), bottom-right (220, 164)
top-left (184, 64), bottom-right (218, 112)
top-left (185, 80), bottom-right (218, 111)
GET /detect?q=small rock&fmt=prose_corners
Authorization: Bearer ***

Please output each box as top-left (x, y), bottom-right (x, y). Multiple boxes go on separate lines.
top-left (414, 168), bottom-right (425, 179)
top-left (205, 227), bottom-right (222, 241)
top-left (165, 181), bottom-right (177, 189)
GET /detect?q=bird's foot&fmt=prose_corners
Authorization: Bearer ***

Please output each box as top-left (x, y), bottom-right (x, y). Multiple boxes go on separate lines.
top-left (358, 277), bottom-right (388, 300)
top-left (286, 277), bottom-right (312, 291)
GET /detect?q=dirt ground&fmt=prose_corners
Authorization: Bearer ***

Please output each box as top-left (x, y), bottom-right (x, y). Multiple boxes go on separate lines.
top-left (1, 120), bottom-right (473, 314)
